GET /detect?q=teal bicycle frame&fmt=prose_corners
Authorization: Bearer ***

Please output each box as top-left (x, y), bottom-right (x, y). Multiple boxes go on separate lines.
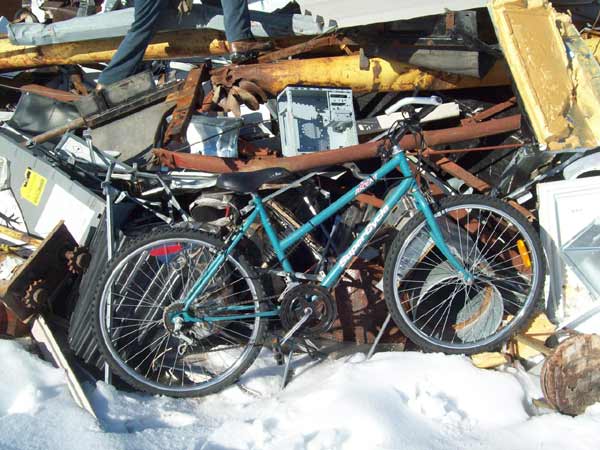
top-left (176, 148), bottom-right (472, 325)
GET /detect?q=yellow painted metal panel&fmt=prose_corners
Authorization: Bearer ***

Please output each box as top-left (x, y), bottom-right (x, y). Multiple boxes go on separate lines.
top-left (489, 0), bottom-right (600, 150)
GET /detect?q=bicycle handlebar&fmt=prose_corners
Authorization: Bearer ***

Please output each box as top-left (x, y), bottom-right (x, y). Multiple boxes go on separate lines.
top-left (384, 96), bottom-right (443, 116)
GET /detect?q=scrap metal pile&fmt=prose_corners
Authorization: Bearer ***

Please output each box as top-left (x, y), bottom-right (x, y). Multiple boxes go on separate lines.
top-left (1, 0), bottom-right (600, 415)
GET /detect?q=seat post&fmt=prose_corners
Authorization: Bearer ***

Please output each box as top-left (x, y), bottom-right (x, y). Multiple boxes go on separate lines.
top-left (252, 194), bottom-right (293, 273)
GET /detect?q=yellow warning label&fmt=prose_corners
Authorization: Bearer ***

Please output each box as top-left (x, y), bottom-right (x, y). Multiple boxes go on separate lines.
top-left (20, 168), bottom-right (47, 206)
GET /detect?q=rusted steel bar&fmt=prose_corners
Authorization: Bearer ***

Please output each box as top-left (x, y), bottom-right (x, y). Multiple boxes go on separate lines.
top-left (424, 151), bottom-right (534, 219)
top-left (20, 84), bottom-right (81, 102)
top-left (257, 35), bottom-right (352, 63)
top-left (0, 76), bottom-right (82, 101)
top-left (69, 73), bottom-right (89, 96)
top-left (210, 55), bottom-right (511, 97)
top-left (163, 66), bottom-right (206, 146)
top-left (429, 154), bottom-right (492, 192)
top-left (154, 114), bottom-right (521, 172)
top-left (27, 117), bottom-right (87, 146)
top-left (462, 97), bottom-right (517, 126)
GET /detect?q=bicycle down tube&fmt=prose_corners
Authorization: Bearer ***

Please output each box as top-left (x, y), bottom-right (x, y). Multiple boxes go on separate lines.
top-left (179, 149), bottom-right (472, 322)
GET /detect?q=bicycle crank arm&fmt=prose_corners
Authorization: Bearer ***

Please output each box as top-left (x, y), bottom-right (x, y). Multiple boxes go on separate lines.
top-left (281, 307), bottom-right (313, 346)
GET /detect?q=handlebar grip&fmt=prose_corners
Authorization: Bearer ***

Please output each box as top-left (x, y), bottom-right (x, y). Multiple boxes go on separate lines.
top-left (385, 96), bottom-right (443, 116)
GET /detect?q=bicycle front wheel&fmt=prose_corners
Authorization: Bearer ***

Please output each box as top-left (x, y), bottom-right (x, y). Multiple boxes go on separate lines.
top-left (383, 195), bottom-right (544, 354)
top-left (93, 228), bottom-right (268, 397)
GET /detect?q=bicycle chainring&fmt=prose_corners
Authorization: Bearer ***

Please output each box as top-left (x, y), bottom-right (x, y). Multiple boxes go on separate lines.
top-left (280, 284), bottom-right (337, 337)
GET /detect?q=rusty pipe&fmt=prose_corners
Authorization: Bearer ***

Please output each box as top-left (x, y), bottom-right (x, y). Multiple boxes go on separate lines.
top-left (154, 114), bottom-right (521, 173)
top-left (27, 117), bottom-right (86, 146)
top-left (211, 54), bottom-right (511, 96)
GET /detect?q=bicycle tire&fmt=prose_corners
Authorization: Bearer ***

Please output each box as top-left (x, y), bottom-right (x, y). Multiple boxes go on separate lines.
top-left (383, 194), bottom-right (544, 354)
top-left (92, 227), bottom-right (268, 397)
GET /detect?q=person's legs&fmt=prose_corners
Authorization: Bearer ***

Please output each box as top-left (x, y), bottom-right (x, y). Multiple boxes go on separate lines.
top-left (220, 0), bottom-right (252, 43)
top-left (220, 0), bottom-right (272, 63)
top-left (98, 0), bottom-right (168, 86)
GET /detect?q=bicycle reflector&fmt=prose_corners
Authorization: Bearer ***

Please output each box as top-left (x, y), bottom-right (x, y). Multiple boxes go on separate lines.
top-left (149, 244), bottom-right (184, 263)
top-left (517, 239), bottom-right (532, 269)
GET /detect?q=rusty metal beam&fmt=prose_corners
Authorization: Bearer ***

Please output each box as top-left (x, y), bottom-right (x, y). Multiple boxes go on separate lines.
top-left (257, 35), bottom-right (352, 63)
top-left (0, 76), bottom-right (82, 101)
top-left (423, 149), bottom-right (534, 220)
top-left (163, 66), bottom-right (207, 146)
top-left (427, 154), bottom-right (492, 193)
top-left (461, 97), bottom-right (517, 126)
top-left (154, 114), bottom-right (521, 172)
top-left (20, 84), bottom-right (81, 102)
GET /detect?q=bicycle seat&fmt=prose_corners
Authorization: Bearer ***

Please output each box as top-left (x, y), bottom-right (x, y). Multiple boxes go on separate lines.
top-left (216, 167), bottom-right (291, 193)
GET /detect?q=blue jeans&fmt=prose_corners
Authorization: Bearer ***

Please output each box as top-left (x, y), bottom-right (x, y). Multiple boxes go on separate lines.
top-left (221, 0), bottom-right (253, 42)
top-left (99, 0), bottom-right (252, 86)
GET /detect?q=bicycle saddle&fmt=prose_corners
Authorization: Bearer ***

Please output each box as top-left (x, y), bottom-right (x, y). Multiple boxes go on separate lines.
top-left (216, 167), bottom-right (291, 193)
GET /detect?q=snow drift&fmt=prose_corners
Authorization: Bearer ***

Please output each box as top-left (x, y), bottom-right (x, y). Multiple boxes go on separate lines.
top-left (1, 340), bottom-right (599, 450)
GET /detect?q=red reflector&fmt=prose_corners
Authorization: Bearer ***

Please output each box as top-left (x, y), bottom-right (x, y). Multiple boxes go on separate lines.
top-left (149, 244), bottom-right (183, 257)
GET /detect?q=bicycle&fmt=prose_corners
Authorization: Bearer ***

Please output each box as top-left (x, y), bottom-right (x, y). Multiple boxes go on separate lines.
top-left (92, 97), bottom-right (545, 397)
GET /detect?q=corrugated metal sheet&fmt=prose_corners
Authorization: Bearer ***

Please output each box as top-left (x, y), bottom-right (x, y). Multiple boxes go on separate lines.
top-left (295, 0), bottom-right (489, 28)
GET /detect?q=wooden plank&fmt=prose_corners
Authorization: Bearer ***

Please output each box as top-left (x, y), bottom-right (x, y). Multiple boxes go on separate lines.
top-left (31, 316), bottom-right (97, 419)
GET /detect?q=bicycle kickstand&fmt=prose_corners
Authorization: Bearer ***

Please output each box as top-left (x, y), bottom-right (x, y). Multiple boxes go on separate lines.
top-left (367, 313), bottom-right (392, 360)
top-left (278, 307), bottom-right (313, 390)
top-left (280, 340), bottom-right (296, 391)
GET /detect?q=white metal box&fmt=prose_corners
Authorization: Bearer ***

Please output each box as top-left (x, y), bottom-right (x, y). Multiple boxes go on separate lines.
top-left (277, 86), bottom-right (358, 157)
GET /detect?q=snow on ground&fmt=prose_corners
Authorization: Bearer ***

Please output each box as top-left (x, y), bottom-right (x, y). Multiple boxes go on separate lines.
top-left (1, 339), bottom-right (599, 450)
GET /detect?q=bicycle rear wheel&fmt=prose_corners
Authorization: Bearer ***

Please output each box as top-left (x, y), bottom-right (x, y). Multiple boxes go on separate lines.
top-left (383, 195), bottom-right (544, 354)
top-left (93, 228), bottom-right (267, 397)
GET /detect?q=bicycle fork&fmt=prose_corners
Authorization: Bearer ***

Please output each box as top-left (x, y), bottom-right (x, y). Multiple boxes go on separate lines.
top-left (397, 150), bottom-right (473, 283)
top-left (411, 188), bottom-right (474, 283)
